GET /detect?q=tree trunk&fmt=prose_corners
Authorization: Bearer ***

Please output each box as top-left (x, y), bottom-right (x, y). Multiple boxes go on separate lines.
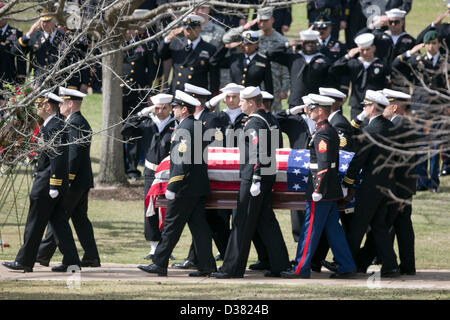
top-left (96, 42), bottom-right (128, 186)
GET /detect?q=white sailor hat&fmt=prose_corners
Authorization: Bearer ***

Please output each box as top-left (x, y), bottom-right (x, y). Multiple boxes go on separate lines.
top-left (183, 14), bottom-right (204, 28)
top-left (261, 91), bottom-right (274, 100)
top-left (355, 33), bottom-right (375, 49)
top-left (220, 83), bottom-right (244, 94)
top-left (382, 89), bottom-right (412, 102)
top-left (242, 30), bottom-right (260, 44)
top-left (299, 30), bottom-right (320, 41)
top-left (257, 7), bottom-right (273, 20)
top-left (240, 86), bottom-right (262, 99)
top-left (362, 89), bottom-right (390, 106)
top-left (150, 93), bottom-right (173, 105)
top-left (58, 86), bottom-right (86, 100)
top-left (307, 93), bottom-right (335, 109)
top-left (171, 90), bottom-right (201, 108)
top-left (132, 9), bottom-right (150, 18)
top-left (386, 8), bottom-right (407, 19)
top-left (319, 87), bottom-right (347, 101)
top-left (184, 83), bottom-right (211, 99)
top-left (302, 95), bottom-right (314, 105)
top-left (42, 92), bottom-right (64, 104)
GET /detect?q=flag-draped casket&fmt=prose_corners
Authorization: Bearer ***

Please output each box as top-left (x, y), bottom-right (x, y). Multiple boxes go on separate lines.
top-left (144, 147), bottom-right (357, 228)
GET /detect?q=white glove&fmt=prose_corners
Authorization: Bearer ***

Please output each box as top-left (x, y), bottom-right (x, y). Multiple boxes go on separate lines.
top-left (312, 192), bottom-right (323, 202)
top-left (138, 106), bottom-right (156, 117)
top-left (342, 186), bottom-right (348, 198)
top-left (356, 109), bottom-right (367, 122)
top-left (49, 189), bottom-right (59, 198)
top-left (206, 92), bottom-right (226, 109)
top-left (287, 105), bottom-right (304, 115)
top-left (250, 182), bottom-right (261, 197)
top-left (165, 189), bottom-right (175, 200)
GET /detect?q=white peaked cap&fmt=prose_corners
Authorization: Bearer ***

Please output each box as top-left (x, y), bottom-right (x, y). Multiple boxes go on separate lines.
top-left (150, 93), bottom-right (173, 105)
top-left (220, 83), bottom-right (244, 94)
top-left (385, 8), bottom-right (407, 19)
top-left (240, 86), bottom-right (261, 99)
top-left (184, 83), bottom-right (211, 97)
top-left (173, 90), bottom-right (201, 107)
top-left (58, 86), bottom-right (86, 100)
top-left (355, 33), bottom-right (375, 49)
top-left (307, 93), bottom-right (335, 106)
top-left (363, 89), bottom-right (390, 106)
top-left (382, 88), bottom-right (412, 101)
top-left (299, 30), bottom-right (320, 41)
top-left (261, 91), bottom-right (274, 100)
top-left (319, 87), bottom-right (346, 100)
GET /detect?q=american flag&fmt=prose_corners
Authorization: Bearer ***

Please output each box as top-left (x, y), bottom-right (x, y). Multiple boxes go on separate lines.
top-left (144, 147), bottom-right (357, 227)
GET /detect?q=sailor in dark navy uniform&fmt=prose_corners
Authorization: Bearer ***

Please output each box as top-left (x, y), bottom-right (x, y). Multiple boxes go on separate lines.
top-left (212, 86), bottom-right (290, 279)
top-left (342, 90), bottom-right (400, 277)
top-left (121, 93), bottom-right (176, 261)
top-left (281, 93), bottom-right (356, 279)
top-left (158, 14), bottom-right (220, 94)
top-left (211, 30), bottom-right (273, 93)
top-left (37, 87), bottom-right (100, 269)
top-left (137, 90), bottom-right (216, 277)
top-left (3, 92), bottom-right (80, 273)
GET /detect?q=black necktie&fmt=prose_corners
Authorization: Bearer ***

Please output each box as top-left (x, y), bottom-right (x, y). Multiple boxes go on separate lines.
top-left (185, 42), bottom-right (192, 51)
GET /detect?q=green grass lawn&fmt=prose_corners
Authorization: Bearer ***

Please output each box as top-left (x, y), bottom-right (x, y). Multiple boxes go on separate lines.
top-left (1, 1), bottom-right (449, 300)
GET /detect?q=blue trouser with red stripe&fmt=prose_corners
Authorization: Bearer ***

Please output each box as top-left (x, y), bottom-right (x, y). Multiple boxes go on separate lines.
top-left (293, 201), bottom-right (356, 277)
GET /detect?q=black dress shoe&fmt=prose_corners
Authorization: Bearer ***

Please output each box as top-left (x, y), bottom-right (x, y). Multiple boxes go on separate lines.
top-left (321, 260), bottom-right (339, 273)
top-left (400, 270), bottom-right (416, 276)
top-left (171, 259), bottom-right (197, 269)
top-left (36, 258), bottom-right (50, 267)
top-left (264, 271), bottom-right (282, 278)
top-left (211, 272), bottom-right (243, 279)
top-left (51, 264), bottom-right (81, 272)
top-left (189, 270), bottom-right (213, 277)
top-left (81, 258), bottom-right (101, 268)
top-left (330, 271), bottom-right (357, 279)
top-left (249, 261), bottom-right (270, 271)
top-left (2, 261), bottom-right (33, 272)
top-left (311, 262), bottom-right (322, 273)
top-left (280, 271), bottom-right (310, 279)
top-left (137, 264), bottom-right (167, 276)
top-left (381, 268), bottom-right (401, 278)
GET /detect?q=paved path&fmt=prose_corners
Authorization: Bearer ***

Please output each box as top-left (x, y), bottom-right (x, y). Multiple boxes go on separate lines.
top-left (1, 262), bottom-right (449, 290)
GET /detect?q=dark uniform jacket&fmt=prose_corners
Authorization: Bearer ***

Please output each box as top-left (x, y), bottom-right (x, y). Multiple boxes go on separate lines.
top-left (329, 110), bottom-right (354, 152)
top-left (0, 24), bottom-right (26, 85)
top-left (158, 36), bottom-right (220, 94)
top-left (31, 114), bottom-right (69, 198)
top-left (67, 111), bottom-right (94, 191)
top-left (330, 55), bottom-right (391, 109)
top-left (121, 114), bottom-right (176, 176)
top-left (266, 47), bottom-right (331, 107)
top-left (275, 111), bottom-right (311, 149)
top-left (239, 109), bottom-right (278, 183)
top-left (215, 110), bottom-right (248, 147)
top-left (123, 35), bottom-right (162, 102)
top-left (387, 31), bottom-right (415, 61)
top-left (166, 115), bottom-right (210, 197)
top-left (306, 119), bottom-right (343, 200)
top-left (318, 36), bottom-right (347, 63)
top-left (343, 115), bottom-right (396, 190)
top-left (211, 45), bottom-right (273, 93)
top-left (390, 115), bottom-right (418, 198)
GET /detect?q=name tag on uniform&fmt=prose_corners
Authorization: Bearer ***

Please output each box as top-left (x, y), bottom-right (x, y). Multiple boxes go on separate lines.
top-left (199, 50), bottom-right (210, 58)
top-left (255, 61), bottom-right (266, 67)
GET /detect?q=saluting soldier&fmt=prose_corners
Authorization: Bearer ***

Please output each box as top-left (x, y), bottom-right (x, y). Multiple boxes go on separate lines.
top-left (158, 14), bottom-right (220, 94)
top-left (0, 7), bottom-right (26, 103)
top-left (37, 87), bottom-right (100, 270)
top-left (195, 5), bottom-right (226, 49)
top-left (212, 86), bottom-right (290, 279)
top-left (281, 94), bottom-right (356, 279)
top-left (384, 9), bottom-right (416, 62)
top-left (307, 0), bottom-right (350, 39)
top-left (137, 90), bottom-right (216, 277)
top-left (342, 90), bottom-right (400, 277)
top-left (330, 33), bottom-right (391, 119)
top-left (3, 92), bottom-right (80, 273)
top-left (212, 30), bottom-right (273, 94)
top-left (121, 93), bottom-right (176, 261)
top-left (265, 29), bottom-right (331, 108)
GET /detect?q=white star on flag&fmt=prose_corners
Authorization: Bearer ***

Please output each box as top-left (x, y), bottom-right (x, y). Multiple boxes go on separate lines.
top-left (295, 156), bottom-right (302, 162)
top-left (340, 164), bottom-right (349, 171)
top-left (293, 169), bottom-right (301, 175)
top-left (302, 176), bottom-right (308, 183)
top-left (292, 184), bottom-right (300, 190)
top-left (342, 154), bottom-right (351, 159)
top-left (303, 162), bottom-right (310, 169)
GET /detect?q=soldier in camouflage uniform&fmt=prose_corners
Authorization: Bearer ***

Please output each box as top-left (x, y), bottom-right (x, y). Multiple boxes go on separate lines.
top-left (222, 7), bottom-right (290, 113)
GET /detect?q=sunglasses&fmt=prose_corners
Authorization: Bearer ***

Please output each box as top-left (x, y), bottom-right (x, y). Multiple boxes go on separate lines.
top-left (389, 20), bottom-right (402, 25)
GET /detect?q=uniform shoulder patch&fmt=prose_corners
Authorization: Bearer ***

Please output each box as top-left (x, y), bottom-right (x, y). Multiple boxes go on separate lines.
top-left (318, 139), bottom-right (327, 153)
